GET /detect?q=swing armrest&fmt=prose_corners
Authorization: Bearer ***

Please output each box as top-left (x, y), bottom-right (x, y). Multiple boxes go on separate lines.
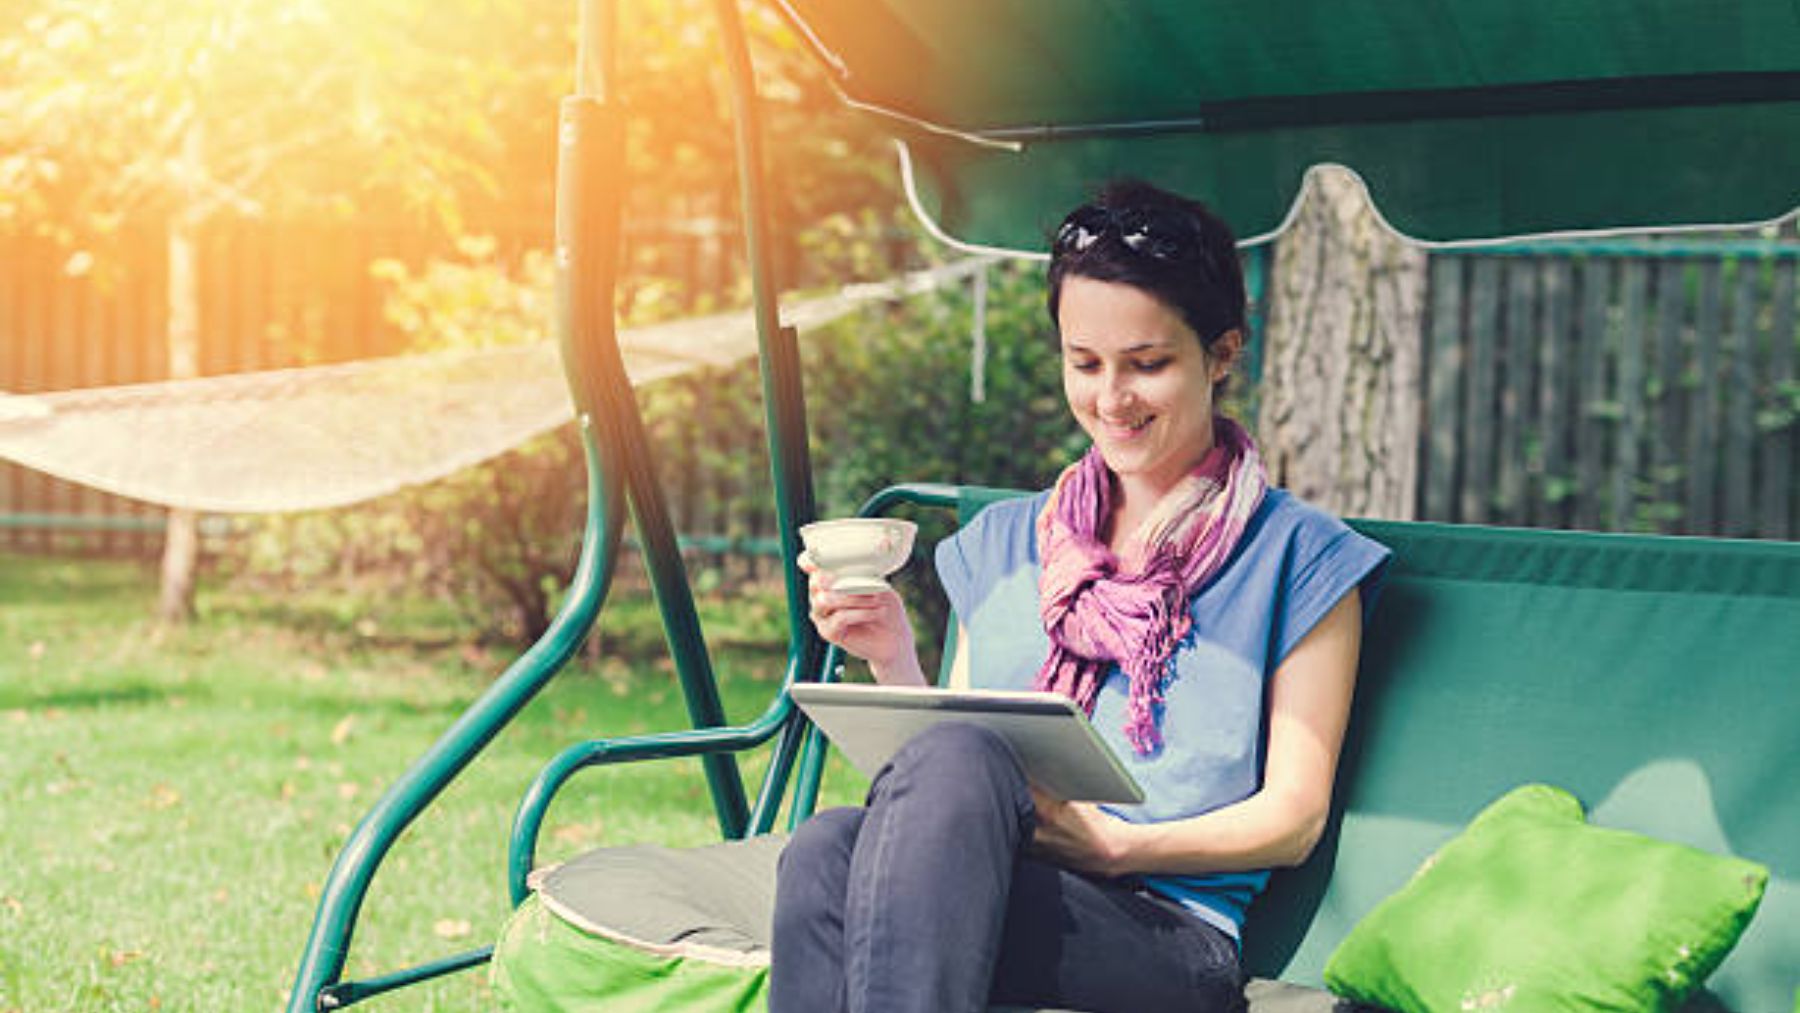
top-left (507, 699), bottom-right (801, 904)
top-left (857, 481), bottom-right (1025, 522)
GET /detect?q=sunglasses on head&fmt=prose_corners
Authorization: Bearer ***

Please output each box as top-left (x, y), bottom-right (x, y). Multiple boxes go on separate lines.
top-left (1052, 204), bottom-right (1204, 263)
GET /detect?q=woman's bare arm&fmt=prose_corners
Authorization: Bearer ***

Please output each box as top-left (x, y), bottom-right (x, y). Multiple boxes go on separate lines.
top-left (1030, 589), bottom-right (1363, 876)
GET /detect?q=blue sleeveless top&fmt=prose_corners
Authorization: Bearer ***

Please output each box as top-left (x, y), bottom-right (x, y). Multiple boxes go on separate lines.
top-left (935, 488), bottom-right (1389, 938)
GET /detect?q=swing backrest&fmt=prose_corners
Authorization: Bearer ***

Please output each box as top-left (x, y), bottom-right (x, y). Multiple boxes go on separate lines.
top-left (929, 488), bottom-right (1798, 1011)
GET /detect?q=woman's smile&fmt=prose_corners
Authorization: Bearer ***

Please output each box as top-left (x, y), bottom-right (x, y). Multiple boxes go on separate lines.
top-left (1099, 414), bottom-right (1152, 438)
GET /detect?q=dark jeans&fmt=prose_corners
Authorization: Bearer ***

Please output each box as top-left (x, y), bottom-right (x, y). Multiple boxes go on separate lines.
top-left (770, 722), bottom-right (1245, 1013)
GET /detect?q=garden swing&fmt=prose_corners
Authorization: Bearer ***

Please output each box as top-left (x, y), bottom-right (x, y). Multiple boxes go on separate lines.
top-left (288, 1), bottom-right (1800, 1010)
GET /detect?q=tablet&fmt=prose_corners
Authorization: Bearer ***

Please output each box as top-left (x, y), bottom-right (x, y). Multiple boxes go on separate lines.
top-left (790, 683), bottom-right (1144, 804)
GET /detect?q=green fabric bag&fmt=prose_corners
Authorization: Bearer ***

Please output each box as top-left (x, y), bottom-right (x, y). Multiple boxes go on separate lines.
top-left (1323, 784), bottom-right (1768, 1012)
top-left (493, 893), bottom-right (768, 1013)
top-left (492, 836), bottom-right (784, 1013)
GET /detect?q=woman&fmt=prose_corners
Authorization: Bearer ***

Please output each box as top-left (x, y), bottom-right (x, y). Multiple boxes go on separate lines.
top-left (772, 179), bottom-right (1390, 1013)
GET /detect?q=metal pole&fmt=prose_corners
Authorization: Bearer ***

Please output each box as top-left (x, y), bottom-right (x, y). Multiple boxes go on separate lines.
top-left (708, 0), bottom-right (821, 655)
top-left (283, 432), bottom-right (625, 1013)
top-left (563, 0), bottom-right (750, 840)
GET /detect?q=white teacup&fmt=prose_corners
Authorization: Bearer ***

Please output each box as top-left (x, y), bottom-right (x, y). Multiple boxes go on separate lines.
top-left (798, 518), bottom-right (917, 594)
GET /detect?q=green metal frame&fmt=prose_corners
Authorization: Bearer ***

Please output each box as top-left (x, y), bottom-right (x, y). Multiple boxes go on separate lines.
top-left (0, 512), bottom-right (167, 531)
top-left (287, 427), bottom-right (625, 1011)
top-left (1440, 239), bottom-right (1800, 258)
top-left (0, 512), bottom-right (237, 535)
top-left (941, 73), bottom-right (1800, 142)
top-left (284, 0), bottom-right (826, 1007)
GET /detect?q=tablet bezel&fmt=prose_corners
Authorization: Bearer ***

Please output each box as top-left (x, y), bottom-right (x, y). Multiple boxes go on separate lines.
top-left (790, 683), bottom-right (1145, 804)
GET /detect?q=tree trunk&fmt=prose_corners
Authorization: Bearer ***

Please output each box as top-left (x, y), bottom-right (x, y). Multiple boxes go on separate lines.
top-left (157, 506), bottom-right (199, 624)
top-left (157, 124), bottom-right (203, 625)
top-left (1256, 166), bottom-right (1425, 520)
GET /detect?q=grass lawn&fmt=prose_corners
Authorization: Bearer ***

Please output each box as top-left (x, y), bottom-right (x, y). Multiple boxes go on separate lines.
top-left (0, 553), bottom-right (868, 1012)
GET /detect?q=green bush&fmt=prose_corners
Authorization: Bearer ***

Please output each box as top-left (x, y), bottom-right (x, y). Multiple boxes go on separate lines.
top-left (800, 260), bottom-right (1080, 657)
top-left (227, 244), bottom-right (1084, 656)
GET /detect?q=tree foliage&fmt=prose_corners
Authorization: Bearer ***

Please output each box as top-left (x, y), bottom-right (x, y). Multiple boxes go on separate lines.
top-left (1, 0), bottom-right (900, 268)
top-left (0, 0), bottom-right (524, 243)
top-left (2, 0), bottom-right (914, 627)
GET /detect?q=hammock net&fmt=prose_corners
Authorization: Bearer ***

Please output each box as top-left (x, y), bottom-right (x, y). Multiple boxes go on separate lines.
top-left (0, 259), bottom-right (994, 514)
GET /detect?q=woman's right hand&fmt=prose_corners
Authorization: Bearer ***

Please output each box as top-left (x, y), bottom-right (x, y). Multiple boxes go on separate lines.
top-left (801, 553), bottom-right (926, 686)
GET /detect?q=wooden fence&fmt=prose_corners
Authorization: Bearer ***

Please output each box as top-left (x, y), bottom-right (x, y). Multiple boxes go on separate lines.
top-left (0, 223), bottom-right (455, 554)
top-left (3, 229), bottom-right (1796, 559)
top-left (1423, 242), bottom-right (1796, 539)
top-left (0, 215), bottom-right (820, 556)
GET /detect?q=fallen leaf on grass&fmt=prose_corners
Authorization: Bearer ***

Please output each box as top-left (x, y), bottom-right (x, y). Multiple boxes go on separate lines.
top-left (2, 896), bottom-right (22, 915)
top-left (330, 715), bottom-right (356, 746)
top-left (433, 919), bottom-right (472, 940)
top-left (147, 785), bottom-right (181, 810)
top-left (552, 821), bottom-right (603, 847)
top-left (4, 710), bottom-right (25, 724)
top-left (105, 948), bottom-right (144, 968)
top-left (336, 782), bottom-right (360, 800)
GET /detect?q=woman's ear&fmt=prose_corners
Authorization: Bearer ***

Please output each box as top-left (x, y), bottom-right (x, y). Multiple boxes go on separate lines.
top-left (1208, 329), bottom-right (1244, 382)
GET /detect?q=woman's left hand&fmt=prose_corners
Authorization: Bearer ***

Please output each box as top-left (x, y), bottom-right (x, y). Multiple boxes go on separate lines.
top-left (1028, 787), bottom-right (1134, 877)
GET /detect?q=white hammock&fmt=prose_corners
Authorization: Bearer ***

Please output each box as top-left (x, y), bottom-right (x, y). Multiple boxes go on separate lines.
top-left (0, 259), bottom-right (996, 514)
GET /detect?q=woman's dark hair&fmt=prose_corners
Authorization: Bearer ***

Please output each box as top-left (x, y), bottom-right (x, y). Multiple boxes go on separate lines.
top-left (1045, 178), bottom-right (1245, 354)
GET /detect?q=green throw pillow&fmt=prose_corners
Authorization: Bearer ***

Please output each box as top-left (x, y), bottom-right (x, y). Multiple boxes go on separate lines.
top-left (1324, 784), bottom-right (1768, 1012)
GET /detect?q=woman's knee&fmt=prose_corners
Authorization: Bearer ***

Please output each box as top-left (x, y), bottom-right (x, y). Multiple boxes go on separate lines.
top-left (889, 721), bottom-right (1023, 784)
top-left (875, 721), bottom-right (1031, 825)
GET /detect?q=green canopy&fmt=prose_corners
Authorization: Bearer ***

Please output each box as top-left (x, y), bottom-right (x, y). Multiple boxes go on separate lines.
top-left (774, 0), bottom-right (1800, 251)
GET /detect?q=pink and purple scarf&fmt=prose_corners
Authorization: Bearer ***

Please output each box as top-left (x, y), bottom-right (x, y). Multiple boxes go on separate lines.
top-left (1035, 417), bottom-right (1268, 754)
